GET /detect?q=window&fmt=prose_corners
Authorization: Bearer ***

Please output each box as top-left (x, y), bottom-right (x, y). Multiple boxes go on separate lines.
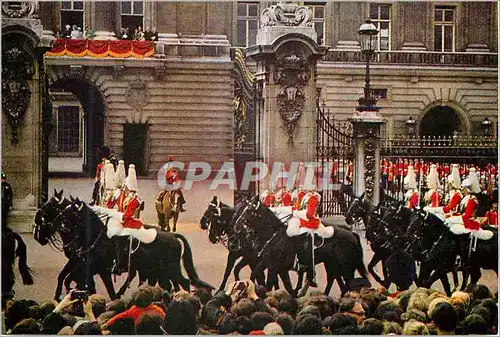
top-left (57, 106), bottom-right (81, 154)
top-left (121, 1), bottom-right (144, 30)
top-left (306, 3), bottom-right (325, 45)
top-left (369, 4), bottom-right (391, 50)
top-left (237, 2), bottom-right (259, 47)
top-left (373, 88), bottom-right (388, 100)
top-left (434, 6), bottom-right (455, 52)
top-left (60, 1), bottom-right (84, 31)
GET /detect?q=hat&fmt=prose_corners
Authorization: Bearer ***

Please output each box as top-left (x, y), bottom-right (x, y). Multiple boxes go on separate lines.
top-left (263, 322), bottom-right (284, 335)
top-left (404, 165), bottom-right (417, 190)
top-left (467, 168), bottom-right (481, 193)
top-left (104, 162), bottom-right (115, 190)
top-left (447, 164), bottom-right (461, 190)
top-left (426, 164), bottom-right (440, 190)
top-left (114, 160), bottom-right (126, 188)
top-left (125, 164), bottom-right (138, 191)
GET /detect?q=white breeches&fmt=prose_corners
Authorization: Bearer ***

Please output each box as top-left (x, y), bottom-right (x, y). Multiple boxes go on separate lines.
top-left (423, 206), bottom-right (446, 221)
top-left (285, 217), bottom-right (334, 238)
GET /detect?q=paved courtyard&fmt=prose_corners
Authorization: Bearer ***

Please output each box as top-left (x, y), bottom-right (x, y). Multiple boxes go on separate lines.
top-left (11, 178), bottom-right (498, 303)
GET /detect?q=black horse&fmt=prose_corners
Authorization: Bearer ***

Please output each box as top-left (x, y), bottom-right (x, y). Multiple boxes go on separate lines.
top-left (407, 210), bottom-right (497, 295)
top-left (51, 198), bottom-right (214, 296)
top-left (235, 196), bottom-right (368, 296)
top-left (2, 227), bottom-right (34, 302)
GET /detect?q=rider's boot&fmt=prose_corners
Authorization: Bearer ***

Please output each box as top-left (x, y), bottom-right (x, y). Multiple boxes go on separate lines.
top-left (178, 191), bottom-right (186, 212)
top-left (112, 239), bottom-right (122, 275)
top-left (305, 235), bottom-right (317, 288)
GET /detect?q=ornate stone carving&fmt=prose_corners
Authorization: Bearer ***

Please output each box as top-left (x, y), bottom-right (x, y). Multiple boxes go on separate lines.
top-left (364, 137), bottom-right (376, 200)
top-left (275, 52), bottom-right (310, 145)
top-left (2, 1), bottom-right (39, 19)
top-left (261, 3), bottom-right (312, 28)
top-left (234, 86), bottom-right (248, 150)
top-left (125, 80), bottom-right (149, 112)
top-left (2, 46), bottom-right (34, 144)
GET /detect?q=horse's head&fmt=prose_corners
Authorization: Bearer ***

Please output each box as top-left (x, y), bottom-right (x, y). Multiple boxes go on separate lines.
top-left (51, 197), bottom-right (87, 254)
top-left (200, 196), bottom-right (229, 244)
top-left (233, 195), bottom-right (278, 234)
top-left (34, 189), bottom-right (69, 245)
top-left (345, 193), bottom-right (368, 225)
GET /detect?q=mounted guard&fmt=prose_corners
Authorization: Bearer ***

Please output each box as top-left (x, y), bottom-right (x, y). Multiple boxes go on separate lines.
top-left (102, 161), bottom-right (116, 209)
top-left (425, 163), bottom-right (462, 220)
top-left (424, 164), bottom-right (441, 207)
top-left (404, 165), bottom-right (419, 209)
top-left (261, 187), bottom-right (276, 207)
top-left (111, 160), bottom-right (127, 212)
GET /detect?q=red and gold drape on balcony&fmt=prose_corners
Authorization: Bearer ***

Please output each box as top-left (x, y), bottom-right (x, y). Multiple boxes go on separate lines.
top-left (46, 39), bottom-right (154, 58)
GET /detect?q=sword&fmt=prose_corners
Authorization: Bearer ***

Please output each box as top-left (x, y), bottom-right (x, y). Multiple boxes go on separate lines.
top-left (417, 160), bottom-right (423, 208)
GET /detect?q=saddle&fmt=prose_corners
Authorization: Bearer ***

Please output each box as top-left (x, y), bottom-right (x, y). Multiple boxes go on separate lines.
top-left (448, 223), bottom-right (494, 241)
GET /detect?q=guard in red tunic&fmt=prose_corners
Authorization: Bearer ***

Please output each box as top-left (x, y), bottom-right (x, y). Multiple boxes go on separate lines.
top-left (164, 155), bottom-right (186, 212)
top-left (281, 188), bottom-right (292, 207)
top-left (261, 188), bottom-right (276, 207)
top-left (457, 178), bottom-right (481, 230)
top-left (292, 187), bottom-right (306, 210)
top-left (443, 164), bottom-right (462, 216)
top-left (424, 164), bottom-right (441, 207)
top-left (404, 165), bottom-right (419, 209)
top-left (484, 200), bottom-right (498, 227)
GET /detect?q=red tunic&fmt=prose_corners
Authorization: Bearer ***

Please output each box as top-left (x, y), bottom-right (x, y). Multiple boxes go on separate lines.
top-left (460, 195), bottom-right (480, 230)
top-left (299, 194), bottom-right (320, 230)
top-left (293, 191), bottom-right (306, 210)
top-left (281, 191), bottom-right (292, 206)
top-left (388, 162), bottom-right (394, 181)
top-left (426, 190), bottom-right (440, 207)
top-left (95, 162), bottom-right (104, 180)
top-left (443, 192), bottom-right (462, 215)
top-left (485, 210), bottom-right (498, 227)
top-left (263, 193), bottom-right (276, 207)
top-left (122, 195), bottom-right (143, 229)
top-left (407, 191), bottom-right (419, 209)
top-left (115, 190), bottom-right (127, 212)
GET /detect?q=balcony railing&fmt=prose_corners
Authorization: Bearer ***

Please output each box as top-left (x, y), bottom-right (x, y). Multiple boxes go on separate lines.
top-left (324, 49), bottom-right (498, 67)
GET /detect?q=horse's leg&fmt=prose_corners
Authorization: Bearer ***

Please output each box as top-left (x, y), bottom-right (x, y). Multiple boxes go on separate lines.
top-left (158, 212), bottom-right (166, 230)
top-left (277, 269), bottom-right (296, 298)
top-left (233, 257), bottom-right (248, 281)
top-left (173, 213), bottom-right (179, 233)
top-left (439, 275), bottom-right (453, 297)
top-left (294, 268), bottom-right (305, 294)
top-left (250, 261), bottom-right (267, 288)
top-left (323, 263), bottom-right (336, 296)
top-left (165, 213), bottom-right (171, 232)
top-left (99, 271), bottom-right (117, 300)
top-left (452, 270), bottom-right (460, 291)
top-left (218, 252), bottom-right (238, 292)
top-left (117, 269), bottom-right (136, 298)
top-left (169, 261), bottom-right (190, 291)
top-left (367, 253), bottom-right (386, 287)
top-left (382, 259), bottom-right (391, 289)
top-left (55, 260), bottom-right (76, 300)
top-left (270, 270), bottom-right (280, 290)
top-left (469, 267), bottom-right (482, 286)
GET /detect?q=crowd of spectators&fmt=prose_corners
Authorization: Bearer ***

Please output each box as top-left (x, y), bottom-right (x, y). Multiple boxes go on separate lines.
top-left (116, 27), bottom-right (158, 41)
top-left (2, 280), bottom-right (497, 335)
top-left (54, 25), bottom-right (159, 42)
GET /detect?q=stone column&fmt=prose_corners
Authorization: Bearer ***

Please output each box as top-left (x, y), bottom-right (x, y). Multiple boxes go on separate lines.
top-left (92, 2), bottom-right (117, 40)
top-left (246, 3), bottom-right (328, 190)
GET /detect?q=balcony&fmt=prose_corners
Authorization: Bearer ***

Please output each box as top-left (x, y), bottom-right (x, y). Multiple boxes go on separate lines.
top-left (324, 49), bottom-right (498, 67)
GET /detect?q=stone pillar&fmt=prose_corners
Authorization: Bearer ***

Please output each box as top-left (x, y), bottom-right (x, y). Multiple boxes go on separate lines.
top-left (246, 3), bottom-right (328, 190)
top-left (92, 2), bottom-right (117, 40)
top-left (2, 2), bottom-right (52, 232)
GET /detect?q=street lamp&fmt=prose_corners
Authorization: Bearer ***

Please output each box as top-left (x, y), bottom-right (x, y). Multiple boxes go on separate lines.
top-left (481, 117), bottom-right (493, 136)
top-left (357, 19), bottom-right (379, 112)
top-left (406, 116), bottom-right (416, 136)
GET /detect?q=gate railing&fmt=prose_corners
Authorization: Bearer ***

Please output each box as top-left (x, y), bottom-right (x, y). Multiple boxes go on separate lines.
top-left (315, 89), bottom-right (355, 217)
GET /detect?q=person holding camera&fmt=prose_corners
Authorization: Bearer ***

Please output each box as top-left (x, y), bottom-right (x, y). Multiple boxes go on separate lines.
top-left (52, 289), bottom-right (96, 323)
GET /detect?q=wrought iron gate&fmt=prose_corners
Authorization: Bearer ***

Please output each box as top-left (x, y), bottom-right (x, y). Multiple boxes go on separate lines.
top-left (315, 89), bottom-right (355, 217)
top-left (232, 48), bottom-right (260, 205)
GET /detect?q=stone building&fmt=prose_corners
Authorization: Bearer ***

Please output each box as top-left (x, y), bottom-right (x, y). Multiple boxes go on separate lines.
top-left (2, 1), bottom-right (497, 217)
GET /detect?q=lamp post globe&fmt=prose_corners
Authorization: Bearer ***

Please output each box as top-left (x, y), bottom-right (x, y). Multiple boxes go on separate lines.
top-left (358, 19), bottom-right (379, 53)
top-left (357, 19), bottom-right (379, 112)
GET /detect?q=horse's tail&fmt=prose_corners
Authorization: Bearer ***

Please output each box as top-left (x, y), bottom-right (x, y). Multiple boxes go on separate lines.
top-left (174, 233), bottom-right (214, 289)
top-left (13, 232), bottom-right (34, 285)
top-left (352, 232), bottom-right (368, 279)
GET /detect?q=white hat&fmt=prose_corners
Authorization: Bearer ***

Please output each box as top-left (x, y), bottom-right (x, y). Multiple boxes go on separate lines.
top-left (404, 165), bottom-right (417, 190)
top-left (467, 168), bottom-right (481, 193)
top-left (125, 164), bottom-right (138, 191)
top-left (447, 164), bottom-right (461, 190)
top-left (103, 162), bottom-right (115, 190)
top-left (426, 164), bottom-right (440, 190)
top-left (114, 160), bottom-right (126, 188)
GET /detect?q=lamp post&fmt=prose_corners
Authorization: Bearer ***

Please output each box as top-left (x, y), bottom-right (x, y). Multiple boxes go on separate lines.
top-left (406, 116), bottom-right (416, 136)
top-left (357, 19), bottom-right (379, 112)
top-left (481, 117), bottom-right (493, 137)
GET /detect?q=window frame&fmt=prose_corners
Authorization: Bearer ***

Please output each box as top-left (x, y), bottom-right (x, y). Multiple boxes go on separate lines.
top-left (304, 2), bottom-right (326, 45)
top-left (236, 2), bottom-right (259, 47)
top-left (369, 3), bottom-right (391, 51)
top-left (120, 1), bottom-right (145, 30)
top-left (60, 1), bottom-right (85, 31)
top-left (433, 5), bottom-right (456, 52)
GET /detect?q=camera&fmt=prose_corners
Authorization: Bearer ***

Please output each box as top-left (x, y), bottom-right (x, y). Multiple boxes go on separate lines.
top-left (70, 290), bottom-right (88, 317)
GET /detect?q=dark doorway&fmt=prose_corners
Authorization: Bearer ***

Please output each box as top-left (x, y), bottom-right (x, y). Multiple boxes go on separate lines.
top-left (123, 123), bottom-right (148, 176)
top-left (420, 106), bottom-right (462, 137)
top-left (50, 78), bottom-right (106, 175)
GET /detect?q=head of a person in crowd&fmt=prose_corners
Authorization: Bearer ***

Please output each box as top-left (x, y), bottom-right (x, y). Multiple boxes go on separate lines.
top-left (278, 297), bottom-right (298, 317)
top-left (187, 294), bottom-right (202, 319)
top-left (151, 286), bottom-right (162, 302)
top-left (136, 313), bottom-right (164, 335)
top-left (233, 298), bottom-right (256, 318)
top-left (250, 311), bottom-right (274, 332)
top-left (430, 302), bottom-right (458, 334)
top-left (264, 322), bottom-right (284, 335)
top-left (341, 299), bottom-right (366, 324)
top-left (361, 290), bottom-right (387, 317)
top-left (297, 304), bottom-right (321, 321)
top-left (5, 299), bottom-right (32, 331)
top-left (255, 285), bottom-right (268, 300)
top-left (264, 296), bottom-right (279, 310)
top-left (132, 285), bottom-right (155, 308)
top-left (106, 317), bottom-right (135, 335)
top-left (294, 313), bottom-right (323, 335)
top-left (465, 283), bottom-right (494, 302)
top-left (383, 321), bottom-right (403, 335)
top-left (41, 312), bottom-right (67, 334)
top-left (165, 299), bottom-right (198, 335)
top-left (331, 324), bottom-right (362, 335)
top-left (479, 298), bottom-right (498, 326)
top-left (11, 318), bottom-right (40, 334)
top-left (360, 317), bottom-right (385, 335)
top-left (234, 315), bottom-right (253, 335)
top-left (39, 299), bottom-right (57, 317)
top-left (57, 325), bottom-right (74, 335)
top-left (308, 294), bottom-right (333, 319)
top-left (403, 319), bottom-right (430, 335)
top-left (458, 313), bottom-right (490, 334)
top-left (470, 305), bottom-right (493, 328)
top-left (193, 287), bottom-right (212, 305)
top-left (97, 311), bottom-right (116, 327)
top-left (276, 313), bottom-right (295, 335)
top-left (218, 313), bottom-right (236, 334)
top-left (74, 321), bottom-right (101, 335)
top-left (28, 304), bottom-right (42, 320)
top-left (161, 289), bottom-right (171, 307)
top-left (326, 313), bottom-right (357, 332)
top-left (106, 299), bottom-right (127, 314)
top-left (375, 299), bottom-right (403, 323)
top-left (89, 294), bottom-right (107, 318)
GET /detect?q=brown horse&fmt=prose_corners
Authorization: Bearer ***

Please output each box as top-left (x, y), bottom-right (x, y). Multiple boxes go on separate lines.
top-left (155, 190), bottom-right (181, 232)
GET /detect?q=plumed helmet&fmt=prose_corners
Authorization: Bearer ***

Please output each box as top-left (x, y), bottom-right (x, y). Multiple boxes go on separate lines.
top-left (404, 165), bottom-right (418, 190)
top-left (467, 168), bottom-right (481, 193)
top-left (125, 164), bottom-right (138, 191)
top-left (447, 164), bottom-right (462, 190)
top-left (114, 160), bottom-right (126, 188)
top-left (426, 164), bottom-right (440, 190)
top-left (103, 162), bottom-right (115, 190)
